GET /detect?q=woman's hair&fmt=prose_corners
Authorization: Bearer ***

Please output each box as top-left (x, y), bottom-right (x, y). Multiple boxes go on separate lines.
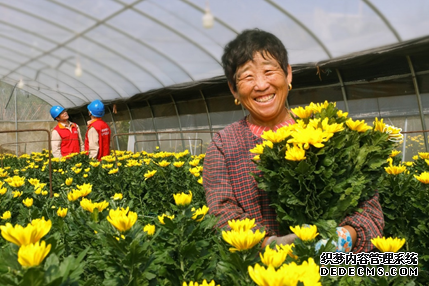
top-left (221, 29), bottom-right (289, 92)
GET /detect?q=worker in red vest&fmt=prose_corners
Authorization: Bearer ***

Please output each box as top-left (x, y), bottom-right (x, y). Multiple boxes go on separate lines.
top-left (85, 100), bottom-right (111, 161)
top-left (50, 106), bottom-right (84, 158)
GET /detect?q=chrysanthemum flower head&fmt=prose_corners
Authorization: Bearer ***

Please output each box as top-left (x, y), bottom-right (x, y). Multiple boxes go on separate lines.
top-left (371, 236), bottom-right (406, 252)
top-left (290, 225), bottom-right (319, 242)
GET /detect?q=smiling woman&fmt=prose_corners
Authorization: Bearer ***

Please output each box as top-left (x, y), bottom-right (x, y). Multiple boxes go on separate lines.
top-left (203, 29), bottom-right (384, 253)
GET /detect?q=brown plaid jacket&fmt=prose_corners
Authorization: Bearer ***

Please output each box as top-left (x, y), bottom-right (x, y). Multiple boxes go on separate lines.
top-left (203, 118), bottom-right (384, 253)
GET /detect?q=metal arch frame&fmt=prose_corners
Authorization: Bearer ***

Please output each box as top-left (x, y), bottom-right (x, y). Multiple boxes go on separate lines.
top-left (264, 0), bottom-right (333, 59)
top-left (199, 89), bottom-right (213, 140)
top-left (128, 3), bottom-right (221, 65)
top-left (49, 0), bottom-right (196, 82)
top-left (125, 103), bottom-right (137, 151)
top-left (146, 100), bottom-right (160, 146)
top-left (107, 105), bottom-right (120, 150)
top-left (406, 56), bottom-right (428, 152)
top-left (0, 34), bottom-right (137, 97)
top-left (180, 0), bottom-right (239, 35)
top-left (169, 94), bottom-right (186, 151)
top-left (362, 0), bottom-right (402, 42)
top-left (2, 76), bottom-right (66, 107)
top-left (0, 3), bottom-right (165, 89)
top-left (263, 1), bottom-right (355, 113)
top-left (0, 25), bottom-right (138, 98)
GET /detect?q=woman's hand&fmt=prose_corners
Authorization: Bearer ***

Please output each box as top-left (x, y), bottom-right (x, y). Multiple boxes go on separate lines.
top-left (262, 234), bottom-right (298, 248)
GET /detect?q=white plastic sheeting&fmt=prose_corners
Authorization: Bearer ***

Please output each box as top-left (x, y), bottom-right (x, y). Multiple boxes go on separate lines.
top-left (1, 0), bottom-right (429, 108)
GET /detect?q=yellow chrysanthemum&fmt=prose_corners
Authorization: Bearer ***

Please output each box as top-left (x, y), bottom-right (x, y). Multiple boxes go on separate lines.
top-left (173, 191), bottom-right (192, 206)
top-left (7, 176), bottom-right (25, 188)
top-left (28, 178), bottom-right (40, 186)
top-left (310, 101), bottom-right (332, 113)
top-left (0, 168), bottom-right (9, 177)
top-left (384, 125), bottom-right (403, 142)
top-left (143, 224), bottom-right (155, 236)
top-left (12, 191), bottom-right (23, 198)
top-left (191, 205), bottom-right (209, 222)
top-left (57, 207), bottom-right (68, 218)
top-left (80, 198), bottom-right (109, 213)
top-left (373, 117), bottom-right (386, 132)
top-left (76, 183), bottom-right (92, 197)
top-left (249, 141), bottom-right (274, 154)
top-left (0, 218), bottom-right (51, 246)
top-left (74, 168), bottom-right (82, 174)
top-left (157, 160), bottom-right (171, 167)
top-left (89, 161), bottom-right (100, 167)
top-left (67, 190), bottom-right (81, 201)
top-left (228, 218), bottom-right (256, 232)
top-left (371, 236), bottom-right (406, 253)
top-left (248, 263), bottom-right (287, 286)
top-left (290, 225), bottom-right (319, 241)
top-left (222, 229), bottom-right (265, 252)
top-left (280, 258), bottom-right (322, 286)
top-left (112, 193), bottom-right (123, 200)
top-left (261, 128), bottom-right (292, 143)
top-left (108, 168), bottom-right (119, 174)
top-left (346, 119), bottom-right (372, 133)
top-left (22, 198), bottom-right (33, 208)
top-left (0, 187), bottom-right (8, 195)
top-left (321, 118), bottom-right (344, 133)
top-left (418, 152), bottom-right (429, 160)
top-left (287, 125), bottom-right (332, 150)
top-left (17, 240), bottom-right (51, 268)
top-left (1, 211), bottom-right (11, 220)
top-left (285, 144), bottom-right (306, 161)
top-left (188, 159), bottom-right (200, 167)
top-left (182, 280), bottom-right (219, 286)
top-left (84, 168), bottom-right (90, 172)
top-left (277, 243), bottom-right (297, 259)
top-left (158, 214), bottom-right (175, 225)
top-left (197, 177), bottom-right (203, 185)
top-left (173, 161), bottom-right (185, 168)
top-left (65, 178), bottom-right (73, 186)
top-left (260, 245), bottom-right (288, 268)
top-left (414, 172), bottom-right (429, 184)
top-left (107, 207), bottom-right (138, 233)
top-left (291, 105), bottom-right (313, 119)
top-left (385, 165), bottom-right (407, 175)
top-left (144, 170), bottom-right (157, 180)
top-left (389, 150), bottom-right (401, 157)
top-left (337, 110), bottom-right (348, 118)
top-left (102, 164), bottom-right (113, 169)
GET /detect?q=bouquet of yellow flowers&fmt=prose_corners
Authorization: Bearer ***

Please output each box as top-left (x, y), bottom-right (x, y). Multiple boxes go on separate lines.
top-left (251, 101), bottom-right (402, 236)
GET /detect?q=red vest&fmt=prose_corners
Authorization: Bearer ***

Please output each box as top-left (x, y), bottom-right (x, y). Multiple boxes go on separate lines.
top-left (53, 123), bottom-right (81, 157)
top-left (85, 119), bottom-right (111, 161)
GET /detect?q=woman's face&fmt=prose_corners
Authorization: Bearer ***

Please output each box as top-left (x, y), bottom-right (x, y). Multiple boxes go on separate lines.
top-left (229, 52), bottom-right (292, 126)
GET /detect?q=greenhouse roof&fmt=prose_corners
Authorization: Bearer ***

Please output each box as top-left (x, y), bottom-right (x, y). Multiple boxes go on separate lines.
top-left (1, 0), bottom-right (429, 108)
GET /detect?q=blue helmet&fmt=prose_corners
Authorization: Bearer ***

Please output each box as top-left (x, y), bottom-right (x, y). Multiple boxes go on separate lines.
top-left (50, 105), bottom-right (65, 120)
top-left (87, 100), bottom-right (105, 117)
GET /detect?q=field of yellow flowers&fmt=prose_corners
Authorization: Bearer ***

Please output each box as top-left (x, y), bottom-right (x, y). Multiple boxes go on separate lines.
top-left (0, 146), bottom-right (428, 285)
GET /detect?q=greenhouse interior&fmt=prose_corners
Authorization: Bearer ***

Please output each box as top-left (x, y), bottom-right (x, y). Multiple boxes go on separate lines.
top-left (1, 1), bottom-right (429, 285)
top-left (0, 0), bottom-right (428, 161)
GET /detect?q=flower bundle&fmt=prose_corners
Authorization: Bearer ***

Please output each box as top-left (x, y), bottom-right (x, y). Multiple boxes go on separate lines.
top-left (251, 101), bottom-right (402, 236)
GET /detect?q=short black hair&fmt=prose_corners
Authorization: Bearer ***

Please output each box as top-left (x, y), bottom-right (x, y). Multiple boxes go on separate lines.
top-left (221, 29), bottom-right (289, 92)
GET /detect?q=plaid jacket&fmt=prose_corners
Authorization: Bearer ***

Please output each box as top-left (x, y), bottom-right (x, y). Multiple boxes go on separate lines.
top-left (203, 118), bottom-right (384, 253)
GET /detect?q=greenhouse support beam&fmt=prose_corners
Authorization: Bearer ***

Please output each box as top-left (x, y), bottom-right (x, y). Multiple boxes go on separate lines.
top-left (107, 105), bottom-right (120, 150)
top-left (335, 69), bottom-right (349, 113)
top-left (126, 104), bottom-right (137, 152)
top-left (146, 100), bottom-right (160, 147)
top-left (406, 55), bottom-right (428, 152)
top-left (199, 89), bottom-right (213, 140)
top-left (170, 94), bottom-right (186, 152)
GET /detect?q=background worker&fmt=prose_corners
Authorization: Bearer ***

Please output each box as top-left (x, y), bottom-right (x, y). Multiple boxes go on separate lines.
top-left (85, 99), bottom-right (111, 161)
top-left (50, 106), bottom-right (84, 158)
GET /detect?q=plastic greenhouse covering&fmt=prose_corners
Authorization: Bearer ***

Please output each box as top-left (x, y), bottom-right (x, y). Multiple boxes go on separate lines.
top-left (1, 0), bottom-right (429, 161)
